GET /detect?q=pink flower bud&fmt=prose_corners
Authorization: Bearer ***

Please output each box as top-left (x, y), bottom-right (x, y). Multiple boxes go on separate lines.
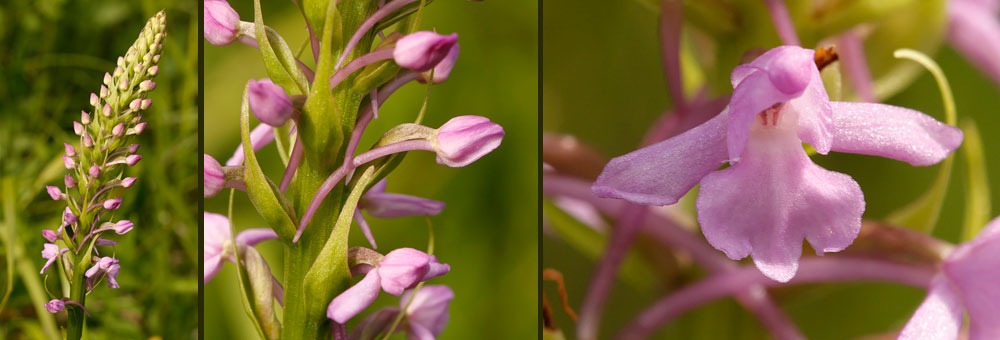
top-left (393, 32), bottom-right (459, 72)
top-left (42, 229), bottom-right (59, 243)
top-left (64, 143), bottom-right (76, 157)
top-left (90, 93), bottom-right (99, 106)
top-left (122, 177), bottom-right (138, 188)
top-left (82, 134), bottom-right (93, 148)
top-left (100, 85), bottom-right (109, 98)
top-left (46, 186), bottom-right (63, 200)
top-left (103, 198), bottom-right (123, 210)
top-left (126, 154), bottom-right (142, 166)
top-left (432, 115), bottom-right (505, 167)
top-left (118, 77), bottom-right (129, 90)
top-left (248, 79), bottom-right (294, 126)
top-left (140, 80), bottom-right (156, 91)
top-left (89, 165), bottom-right (101, 178)
top-left (129, 99), bottom-right (142, 111)
top-left (112, 123), bottom-right (125, 136)
top-left (132, 122), bottom-right (147, 135)
top-left (62, 155), bottom-right (75, 169)
top-left (148, 65), bottom-right (159, 76)
top-left (63, 207), bottom-right (77, 226)
top-left (113, 220), bottom-right (133, 234)
top-left (103, 72), bottom-right (113, 85)
top-left (419, 43), bottom-right (459, 84)
top-left (81, 111), bottom-right (91, 125)
top-left (378, 248), bottom-right (431, 296)
top-left (128, 144), bottom-right (141, 154)
top-left (204, 154), bottom-right (225, 198)
top-left (141, 98), bottom-right (152, 110)
top-left (45, 299), bottom-right (65, 313)
top-left (73, 121), bottom-right (84, 135)
top-left (64, 175), bottom-right (76, 189)
top-left (204, 0), bottom-right (240, 46)
top-left (102, 103), bottom-right (112, 117)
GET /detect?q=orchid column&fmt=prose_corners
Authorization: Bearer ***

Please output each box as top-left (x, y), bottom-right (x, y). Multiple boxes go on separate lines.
top-left (40, 11), bottom-right (164, 340)
top-left (204, 1), bottom-right (503, 339)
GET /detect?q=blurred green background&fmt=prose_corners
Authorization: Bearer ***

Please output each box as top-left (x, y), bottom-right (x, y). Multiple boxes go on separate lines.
top-left (0, 0), bottom-right (199, 339)
top-left (543, 1), bottom-right (999, 339)
top-left (203, 1), bottom-right (537, 339)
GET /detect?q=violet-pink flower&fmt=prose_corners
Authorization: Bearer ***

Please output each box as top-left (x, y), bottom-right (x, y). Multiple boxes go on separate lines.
top-left (247, 78), bottom-right (294, 127)
top-left (402, 285), bottom-right (454, 340)
top-left (432, 115), bottom-right (505, 167)
top-left (204, 0), bottom-right (240, 46)
top-left (46, 186), bottom-right (63, 200)
top-left (393, 32), bottom-right (459, 72)
top-left (592, 46), bottom-right (963, 282)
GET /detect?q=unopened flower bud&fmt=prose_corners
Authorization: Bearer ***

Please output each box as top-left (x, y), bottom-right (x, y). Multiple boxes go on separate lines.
top-left (103, 72), bottom-right (113, 85)
top-left (393, 32), bottom-right (459, 72)
top-left (431, 115), bottom-right (505, 167)
top-left (126, 154), bottom-right (142, 166)
top-left (130, 122), bottom-right (147, 135)
top-left (83, 134), bottom-right (94, 148)
top-left (140, 80), bottom-right (156, 91)
top-left (103, 198), bottom-right (123, 210)
top-left (102, 103), bottom-right (112, 117)
top-left (100, 85), bottom-right (109, 98)
top-left (42, 230), bottom-right (59, 243)
top-left (113, 220), bottom-right (133, 234)
top-left (148, 66), bottom-right (159, 76)
top-left (112, 123), bottom-right (125, 137)
top-left (117, 56), bottom-right (126, 67)
top-left (64, 143), bottom-right (76, 157)
top-left (122, 177), bottom-right (138, 188)
top-left (45, 186), bottom-right (63, 200)
top-left (64, 175), bottom-right (76, 189)
top-left (81, 111), bottom-right (91, 125)
top-left (118, 77), bottom-right (129, 90)
top-left (419, 43), bottom-right (459, 84)
top-left (204, 154), bottom-right (225, 198)
top-left (45, 299), bottom-right (65, 313)
top-left (248, 79), bottom-right (294, 126)
top-left (141, 98), bottom-right (152, 110)
top-left (89, 165), bottom-right (101, 178)
top-left (113, 66), bottom-right (124, 78)
top-left (130, 99), bottom-right (142, 111)
top-left (73, 121), bottom-right (84, 135)
top-left (90, 93), bottom-right (99, 106)
top-left (63, 207), bottom-right (77, 226)
top-left (153, 55), bottom-right (161, 63)
top-left (204, 0), bottom-right (240, 46)
top-left (128, 144), bottom-right (140, 154)
top-left (62, 156), bottom-right (75, 169)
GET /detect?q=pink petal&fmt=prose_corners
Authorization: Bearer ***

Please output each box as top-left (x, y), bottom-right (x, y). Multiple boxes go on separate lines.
top-left (726, 71), bottom-right (802, 162)
top-left (949, 0), bottom-right (1000, 85)
top-left (786, 76), bottom-right (834, 154)
top-left (403, 285), bottom-right (454, 337)
top-left (898, 274), bottom-right (964, 340)
top-left (226, 124), bottom-right (276, 166)
top-left (235, 228), bottom-right (279, 247)
top-left (942, 219), bottom-right (1000, 340)
top-left (828, 102), bottom-right (963, 166)
top-left (697, 132), bottom-right (864, 282)
top-left (327, 270), bottom-right (382, 323)
top-left (592, 109), bottom-right (729, 206)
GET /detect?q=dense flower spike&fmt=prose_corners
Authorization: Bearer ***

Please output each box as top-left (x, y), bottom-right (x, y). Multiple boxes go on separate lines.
top-left (393, 32), bottom-right (460, 72)
top-left (328, 248), bottom-right (450, 323)
top-left (432, 115), bottom-right (505, 167)
top-left (899, 217), bottom-right (1000, 340)
top-left (40, 11), bottom-right (165, 334)
top-left (248, 78), bottom-right (294, 126)
top-left (204, 0), bottom-right (240, 46)
top-left (592, 46), bottom-right (963, 282)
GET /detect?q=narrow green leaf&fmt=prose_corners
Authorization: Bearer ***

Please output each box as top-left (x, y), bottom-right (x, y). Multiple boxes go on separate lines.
top-left (885, 49), bottom-right (956, 232)
top-left (302, 167), bottom-right (376, 326)
top-left (229, 189), bottom-right (271, 340)
top-left (254, 0), bottom-right (310, 95)
top-left (240, 85), bottom-right (298, 241)
top-left (302, 0), bottom-right (329, 38)
top-left (300, 0), bottom-right (344, 168)
top-left (244, 246), bottom-right (281, 339)
top-left (960, 119), bottom-right (991, 241)
top-left (542, 200), bottom-right (657, 292)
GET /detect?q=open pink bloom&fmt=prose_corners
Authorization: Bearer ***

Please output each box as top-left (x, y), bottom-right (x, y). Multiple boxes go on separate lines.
top-left (593, 46), bottom-right (963, 282)
top-left (40, 243), bottom-right (69, 274)
top-left (203, 212), bottom-right (279, 284)
top-left (948, 0), bottom-right (1000, 85)
top-left (327, 248), bottom-right (450, 323)
top-left (899, 217), bottom-right (1000, 340)
top-left (401, 285), bottom-right (454, 340)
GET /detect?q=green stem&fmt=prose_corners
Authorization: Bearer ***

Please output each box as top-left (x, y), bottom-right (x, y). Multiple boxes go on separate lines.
top-left (66, 255), bottom-right (90, 340)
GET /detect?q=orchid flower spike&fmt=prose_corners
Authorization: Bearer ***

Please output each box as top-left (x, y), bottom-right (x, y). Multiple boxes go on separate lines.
top-left (592, 46), bottom-right (963, 282)
top-left (203, 213), bottom-right (280, 284)
top-left (394, 32), bottom-right (459, 72)
top-left (431, 115), bottom-right (505, 167)
top-left (899, 217), bottom-right (1000, 340)
top-left (327, 248), bottom-right (450, 323)
top-left (204, 0), bottom-right (240, 46)
top-left (248, 79), bottom-right (294, 126)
